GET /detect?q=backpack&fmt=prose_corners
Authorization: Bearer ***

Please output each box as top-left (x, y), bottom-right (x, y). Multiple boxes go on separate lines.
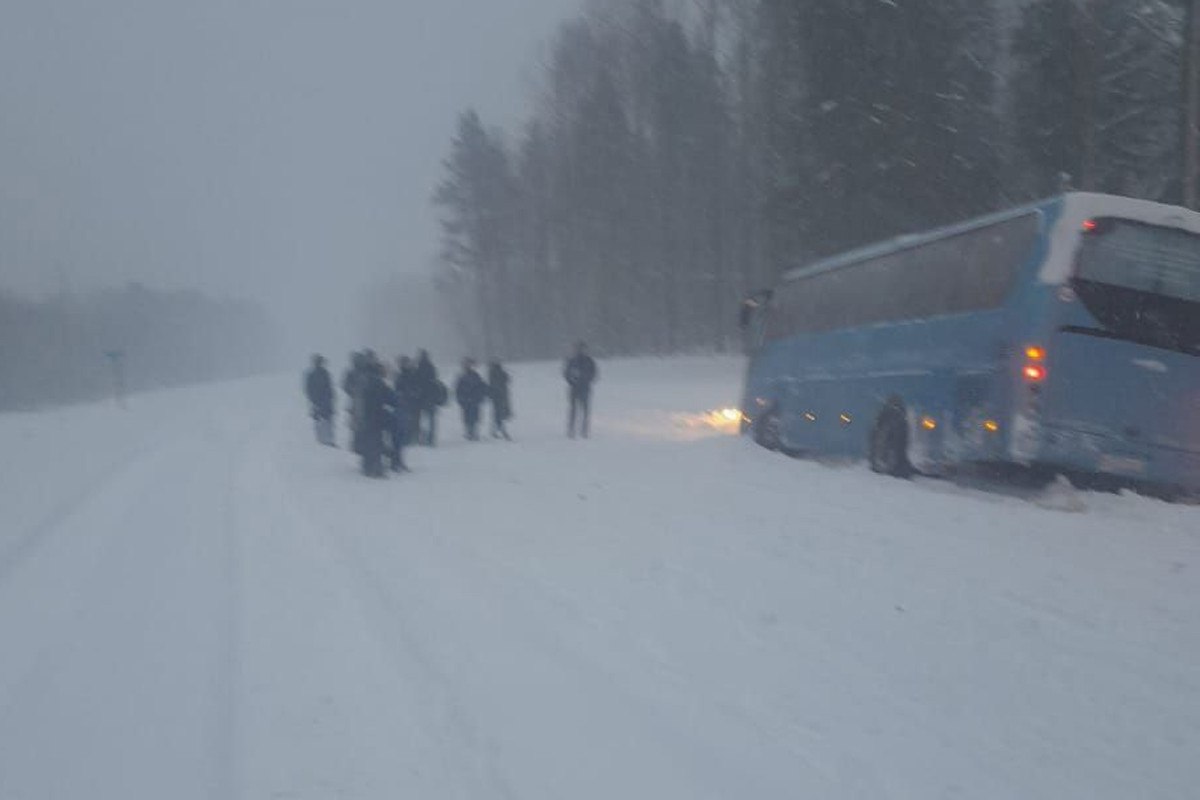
top-left (433, 380), bottom-right (449, 407)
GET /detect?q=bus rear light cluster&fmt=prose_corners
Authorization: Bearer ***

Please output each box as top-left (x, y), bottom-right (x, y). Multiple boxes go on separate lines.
top-left (1022, 344), bottom-right (1047, 383)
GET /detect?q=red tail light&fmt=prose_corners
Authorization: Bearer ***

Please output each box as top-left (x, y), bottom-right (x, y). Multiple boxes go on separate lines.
top-left (1081, 218), bottom-right (1114, 235)
top-left (1021, 344), bottom-right (1047, 382)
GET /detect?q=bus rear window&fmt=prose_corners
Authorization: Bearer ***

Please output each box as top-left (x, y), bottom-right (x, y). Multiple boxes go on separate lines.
top-left (1073, 219), bottom-right (1200, 354)
top-left (1076, 220), bottom-right (1200, 302)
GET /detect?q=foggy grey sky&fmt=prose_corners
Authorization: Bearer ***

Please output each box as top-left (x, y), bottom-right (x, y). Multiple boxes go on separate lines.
top-left (0, 0), bottom-right (579, 353)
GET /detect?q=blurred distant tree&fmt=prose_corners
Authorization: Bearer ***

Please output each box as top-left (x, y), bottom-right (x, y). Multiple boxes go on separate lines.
top-left (0, 286), bottom-right (278, 411)
top-left (466, 5), bottom-right (740, 357)
top-left (1011, 0), bottom-right (1184, 201)
top-left (761, 0), bottom-right (1003, 262)
top-left (433, 109), bottom-right (518, 357)
top-left (1091, 0), bottom-right (1184, 200)
top-left (510, 121), bottom-right (558, 358)
top-left (427, 0), bottom-right (1189, 361)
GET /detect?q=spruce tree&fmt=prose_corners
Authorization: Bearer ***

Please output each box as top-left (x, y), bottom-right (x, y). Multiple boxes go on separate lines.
top-left (433, 109), bottom-right (517, 356)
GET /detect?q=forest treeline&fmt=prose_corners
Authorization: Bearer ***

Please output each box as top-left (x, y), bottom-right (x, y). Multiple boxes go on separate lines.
top-left (0, 284), bottom-right (279, 411)
top-left (422, 0), bottom-right (1188, 360)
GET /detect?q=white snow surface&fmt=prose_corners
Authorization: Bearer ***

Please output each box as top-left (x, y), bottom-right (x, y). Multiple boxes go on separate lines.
top-left (0, 356), bottom-right (1196, 800)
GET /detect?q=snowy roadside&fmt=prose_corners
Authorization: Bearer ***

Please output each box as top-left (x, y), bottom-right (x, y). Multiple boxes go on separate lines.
top-left (0, 356), bottom-right (1196, 799)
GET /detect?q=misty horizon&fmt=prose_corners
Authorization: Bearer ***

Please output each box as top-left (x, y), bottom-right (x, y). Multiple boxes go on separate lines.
top-left (0, 0), bottom-right (581, 357)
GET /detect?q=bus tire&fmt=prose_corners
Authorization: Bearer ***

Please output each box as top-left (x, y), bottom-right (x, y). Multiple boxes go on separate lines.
top-left (754, 410), bottom-right (784, 452)
top-left (870, 406), bottom-right (913, 478)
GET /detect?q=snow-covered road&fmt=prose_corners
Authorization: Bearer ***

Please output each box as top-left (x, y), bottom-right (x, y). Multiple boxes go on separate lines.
top-left (1, 357), bottom-right (1196, 799)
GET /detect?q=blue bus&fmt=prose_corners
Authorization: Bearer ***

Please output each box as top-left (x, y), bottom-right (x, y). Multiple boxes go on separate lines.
top-left (739, 192), bottom-right (1200, 495)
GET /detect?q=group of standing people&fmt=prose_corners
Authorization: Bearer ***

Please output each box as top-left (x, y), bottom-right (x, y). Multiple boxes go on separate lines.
top-left (304, 348), bottom-right (518, 477)
top-left (304, 341), bottom-right (597, 479)
top-left (453, 358), bottom-right (513, 442)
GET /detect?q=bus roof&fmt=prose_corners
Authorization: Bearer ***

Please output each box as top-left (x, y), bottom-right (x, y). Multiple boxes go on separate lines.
top-left (777, 192), bottom-right (1200, 286)
top-left (1042, 193), bottom-right (1200, 284)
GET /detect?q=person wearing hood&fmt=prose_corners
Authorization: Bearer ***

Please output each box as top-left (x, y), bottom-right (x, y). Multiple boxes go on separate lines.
top-left (342, 351), bottom-right (369, 454)
top-left (358, 360), bottom-right (396, 478)
top-left (564, 341), bottom-right (598, 439)
top-left (454, 358), bottom-right (488, 441)
top-left (487, 360), bottom-right (512, 440)
top-left (414, 349), bottom-right (443, 446)
top-left (389, 355), bottom-right (417, 471)
top-left (304, 354), bottom-right (336, 446)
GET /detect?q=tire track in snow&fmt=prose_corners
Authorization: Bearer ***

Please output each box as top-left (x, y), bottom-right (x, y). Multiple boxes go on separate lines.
top-left (270, 449), bottom-right (790, 799)
top-left (0, 427), bottom-right (251, 800)
top-left (208, 431), bottom-right (248, 800)
top-left (323, 529), bottom-right (520, 800)
top-left (287, 441), bottom-right (1031, 799)
top-left (0, 439), bottom-right (158, 585)
top-left (237, 426), bottom-right (517, 800)
top-left (360, 512), bottom-right (844, 797)
top-left (0, 438), bottom-right (188, 722)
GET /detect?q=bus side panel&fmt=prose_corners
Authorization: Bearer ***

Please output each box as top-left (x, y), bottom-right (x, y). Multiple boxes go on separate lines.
top-left (758, 311), bottom-right (1013, 467)
top-left (741, 199), bottom-right (1060, 469)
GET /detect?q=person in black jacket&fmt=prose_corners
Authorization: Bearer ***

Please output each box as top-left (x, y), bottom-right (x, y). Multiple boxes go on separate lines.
top-left (487, 360), bottom-right (512, 440)
top-left (342, 351), bottom-right (369, 454)
top-left (454, 358), bottom-right (488, 441)
top-left (564, 341), bottom-right (598, 438)
top-left (304, 354), bottom-right (336, 446)
top-left (386, 355), bottom-right (419, 471)
top-left (358, 360), bottom-right (396, 478)
top-left (414, 349), bottom-right (441, 446)
top-left (393, 355), bottom-right (421, 447)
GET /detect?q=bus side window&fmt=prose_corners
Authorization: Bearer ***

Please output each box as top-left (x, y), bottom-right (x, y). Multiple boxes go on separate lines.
top-left (966, 215), bottom-right (1038, 308)
top-left (905, 214), bottom-right (1037, 317)
top-left (759, 215), bottom-right (1038, 342)
top-left (889, 237), bottom-right (954, 320)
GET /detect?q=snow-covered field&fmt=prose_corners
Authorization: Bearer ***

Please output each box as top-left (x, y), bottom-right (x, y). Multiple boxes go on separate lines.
top-left (0, 356), bottom-right (1196, 800)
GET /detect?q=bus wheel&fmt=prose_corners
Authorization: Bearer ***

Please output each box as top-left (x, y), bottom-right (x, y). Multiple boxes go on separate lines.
top-left (754, 410), bottom-right (783, 452)
top-left (870, 407), bottom-right (913, 478)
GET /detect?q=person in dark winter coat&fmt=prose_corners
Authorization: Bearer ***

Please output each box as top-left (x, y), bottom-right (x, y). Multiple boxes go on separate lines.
top-left (304, 354), bottom-right (336, 446)
top-left (487, 360), bottom-right (512, 440)
top-left (358, 361), bottom-right (396, 478)
top-left (386, 355), bottom-right (419, 471)
top-left (342, 351), bottom-right (369, 454)
top-left (564, 341), bottom-right (598, 438)
top-left (454, 358), bottom-right (488, 441)
top-left (393, 355), bottom-right (421, 447)
top-left (414, 349), bottom-right (442, 446)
